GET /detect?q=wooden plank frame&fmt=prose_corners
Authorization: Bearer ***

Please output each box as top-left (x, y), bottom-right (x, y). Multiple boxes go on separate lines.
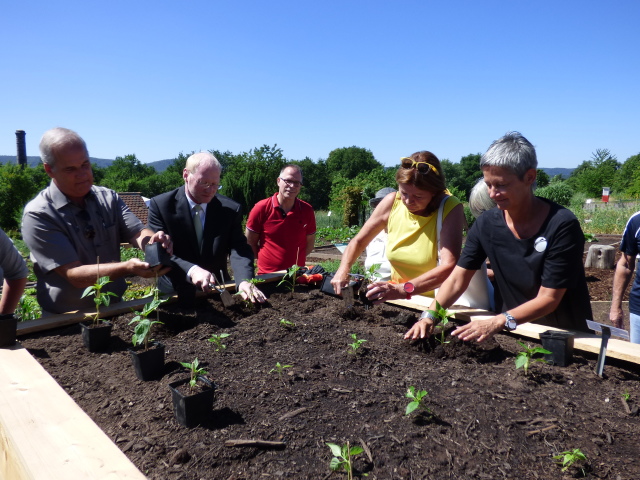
top-left (2, 272), bottom-right (285, 478)
top-left (387, 299), bottom-right (640, 365)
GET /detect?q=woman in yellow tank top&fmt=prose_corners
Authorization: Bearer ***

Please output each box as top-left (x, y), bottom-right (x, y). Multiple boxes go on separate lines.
top-left (331, 151), bottom-right (464, 303)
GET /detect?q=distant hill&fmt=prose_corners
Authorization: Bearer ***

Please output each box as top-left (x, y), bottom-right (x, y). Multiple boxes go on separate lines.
top-left (0, 155), bottom-right (177, 171)
top-left (147, 159), bottom-right (175, 172)
top-left (540, 167), bottom-right (574, 179)
top-left (0, 155), bottom-right (574, 177)
top-left (0, 155), bottom-right (115, 168)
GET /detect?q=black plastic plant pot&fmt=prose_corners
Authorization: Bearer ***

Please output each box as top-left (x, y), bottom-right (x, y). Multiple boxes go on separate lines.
top-left (540, 330), bottom-right (574, 366)
top-left (129, 342), bottom-right (165, 381)
top-left (80, 321), bottom-right (113, 352)
top-left (0, 313), bottom-right (17, 348)
top-left (169, 376), bottom-right (216, 428)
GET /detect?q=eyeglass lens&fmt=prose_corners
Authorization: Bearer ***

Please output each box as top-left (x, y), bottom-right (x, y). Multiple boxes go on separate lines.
top-left (281, 177), bottom-right (302, 187)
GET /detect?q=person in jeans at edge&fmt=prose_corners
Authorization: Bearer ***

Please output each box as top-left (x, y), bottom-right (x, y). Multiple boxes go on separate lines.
top-left (609, 211), bottom-right (640, 343)
top-left (405, 131), bottom-right (591, 343)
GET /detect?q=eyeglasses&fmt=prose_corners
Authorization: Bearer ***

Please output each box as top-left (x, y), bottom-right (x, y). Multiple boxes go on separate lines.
top-left (195, 179), bottom-right (222, 190)
top-left (77, 210), bottom-right (96, 240)
top-left (400, 157), bottom-right (440, 176)
top-left (279, 177), bottom-right (303, 187)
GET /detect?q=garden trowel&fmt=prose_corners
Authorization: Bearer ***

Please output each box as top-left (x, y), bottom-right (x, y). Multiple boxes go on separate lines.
top-left (212, 271), bottom-right (234, 308)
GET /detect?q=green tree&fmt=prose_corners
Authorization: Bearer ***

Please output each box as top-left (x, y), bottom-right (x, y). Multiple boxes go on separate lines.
top-left (567, 149), bottom-right (620, 197)
top-left (326, 146), bottom-right (382, 179)
top-left (221, 145), bottom-right (287, 209)
top-left (99, 154), bottom-right (156, 195)
top-left (0, 164), bottom-right (49, 230)
top-left (536, 181), bottom-right (574, 207)
top-left (616, 153), bottom-right (640, 197)
top-left (536, 169), bottom-right (550, 188)
top-left (293, 157), bottom-right (332, 210)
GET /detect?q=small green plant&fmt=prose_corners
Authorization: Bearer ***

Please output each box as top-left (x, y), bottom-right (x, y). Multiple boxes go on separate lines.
top-left (405, 386), bottom-right (431, 415)
top-left (584, 232), bottom-right (598, 242)
top-left (81, 275), bottom-right (118, 326)
top-left (427, 301), bottom-right (452, 344)
top-left (123, 280), bottom-right (155, 300)
top-left (208, 333), bottom-right (231, 352)
top-left (279, 318), bottom-right (296, 329)
top-left (515, 341), bottom-right (551, 375)
top-left (129, 281), bottom-right (167, 350)
top-left (622, 390), bottom-right (631, 402)
top-left (363, 263), bottom-right (381, 283)
top-left (269, 362), bottom-right (292, 376)
top-left (277, 264), bottom-right (299, 295)
top-left (180, 358), bottom-right (208, 390)
top-left (15, 291), bottom-right (41, 321)
top-left (553, 448), bottom-right (587, 474)
top-left (348, 333), bottom-right (367, 354)
top-left (233, 291), bottom-right (254, 309)
top-left (247, 277), bottom-right (265, 286)
top-left (326, 441), bottom-right (364, 480)
top-left (129, 301), bottom-right (164, 350)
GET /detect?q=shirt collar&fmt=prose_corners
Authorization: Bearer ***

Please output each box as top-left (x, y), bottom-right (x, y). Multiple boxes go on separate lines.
top-left (186, 193), bottom-right (208, 214)
top-left (271, 192), bottom-right (299, 214)
top-left (49, 181), bottom-right (95, 210)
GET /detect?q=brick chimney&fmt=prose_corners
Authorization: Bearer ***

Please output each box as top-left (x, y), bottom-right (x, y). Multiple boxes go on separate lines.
top-left (16, 130), bottom-right (27, 169)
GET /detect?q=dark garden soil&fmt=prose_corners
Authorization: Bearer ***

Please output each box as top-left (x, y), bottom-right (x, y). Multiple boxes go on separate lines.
top-left (19, 235), bottom-right (640, 480)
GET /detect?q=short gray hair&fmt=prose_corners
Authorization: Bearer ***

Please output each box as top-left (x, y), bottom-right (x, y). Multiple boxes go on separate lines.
top-left (280, 164), bottom-right (303, 180)
top-left (185, 152), bottom-right (222, 173)
top-left (39, 127), bottom-right (88, 167)
top-left (468, 178), bottom-right (496, 218)
top-left (480, 131), bottom-right (537, 179)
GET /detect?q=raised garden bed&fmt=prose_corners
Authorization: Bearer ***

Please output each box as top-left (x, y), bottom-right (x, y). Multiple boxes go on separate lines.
top-left (17, 280), bottom-right (640, 479)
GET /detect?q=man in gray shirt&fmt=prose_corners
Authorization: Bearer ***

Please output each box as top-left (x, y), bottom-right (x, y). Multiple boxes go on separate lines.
top-left (0, 227), bottom-right (28, 315)
top-left (22, 127), bottom-right (172, 314)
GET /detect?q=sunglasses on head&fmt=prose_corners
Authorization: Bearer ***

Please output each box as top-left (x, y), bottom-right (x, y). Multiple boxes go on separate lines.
top-left (400, 157), bottom-right (440, 176)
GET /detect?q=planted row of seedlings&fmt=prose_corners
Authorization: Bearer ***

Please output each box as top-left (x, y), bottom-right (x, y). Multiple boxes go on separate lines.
top-left (79, 274), bottom-right (214, 428)
top-left (74, 266), bottom-right (594, 476)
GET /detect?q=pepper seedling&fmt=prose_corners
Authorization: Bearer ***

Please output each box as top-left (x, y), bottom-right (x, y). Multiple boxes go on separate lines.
top-left (348, 333), bottom-right (367, 354)
top-left (180, 358), bottom-right (208, 390)
top-left (269, 362), bottom-right (292, 377)
top-left (553, 448), bottom-right (587, 474)
top-left (279, 318), bottom-right (296, 329)
top-left (326, 441), bottom-right (364, 480)
top-left (129, 279), bottom-right (167, 350)
top-left (515, 341), bottom-right (551, 375)
top-left (277, 264), bottom-right (299, 295)
top-left (81, 275), bottom-right (118, 326)
top-left (426, 301), bottom-right (452, 344)
top-left (405, 386), bottom-right (431, 416)
top-left (208, 333), bottom-right (230, 352)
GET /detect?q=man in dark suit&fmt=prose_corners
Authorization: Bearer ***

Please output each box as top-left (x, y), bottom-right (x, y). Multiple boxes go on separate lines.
top-left (147, 152), bottom-right (266, 304)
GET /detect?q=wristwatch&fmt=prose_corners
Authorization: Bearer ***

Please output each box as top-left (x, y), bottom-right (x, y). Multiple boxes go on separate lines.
top-left (420, 310), bottom-right (437, 322)
top-left (403, 282), bottom-right (415, 300)
top-left (503, 312), bottom-right (517, 331)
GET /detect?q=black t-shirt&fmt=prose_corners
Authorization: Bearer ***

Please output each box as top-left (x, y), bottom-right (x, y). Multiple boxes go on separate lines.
top-left (459, 198), bottom-right (590, 331)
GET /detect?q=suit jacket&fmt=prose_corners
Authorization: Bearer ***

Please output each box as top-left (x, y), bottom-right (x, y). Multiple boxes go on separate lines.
top-left (147, 186), bottom-right (254, 300)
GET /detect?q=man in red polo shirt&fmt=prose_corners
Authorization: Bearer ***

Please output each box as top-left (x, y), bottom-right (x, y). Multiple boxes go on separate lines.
top-left (246, 165), bottom-right (316, 274)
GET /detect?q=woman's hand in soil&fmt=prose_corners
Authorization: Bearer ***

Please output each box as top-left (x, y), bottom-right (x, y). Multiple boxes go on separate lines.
top-left (366, 281), bottom-right (403, 304)
top-left (331, 269), bottom-right (350, 295)
top-left (238, 281), bottom-right (266, 303)
top-left (451, 316), bottom-right (503, 343)
top-left (404, 317), bottom-right (435, 340)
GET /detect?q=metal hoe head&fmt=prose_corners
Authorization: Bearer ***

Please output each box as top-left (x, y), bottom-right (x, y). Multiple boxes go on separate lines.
top-left (212, 270), bottom-right (234, 308)
top-left (586, 320), bottom-right (630, 377)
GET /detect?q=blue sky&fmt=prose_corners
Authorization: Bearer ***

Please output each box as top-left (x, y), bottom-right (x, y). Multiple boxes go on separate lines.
top-left (2, 1), bottom-right (638, 169)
